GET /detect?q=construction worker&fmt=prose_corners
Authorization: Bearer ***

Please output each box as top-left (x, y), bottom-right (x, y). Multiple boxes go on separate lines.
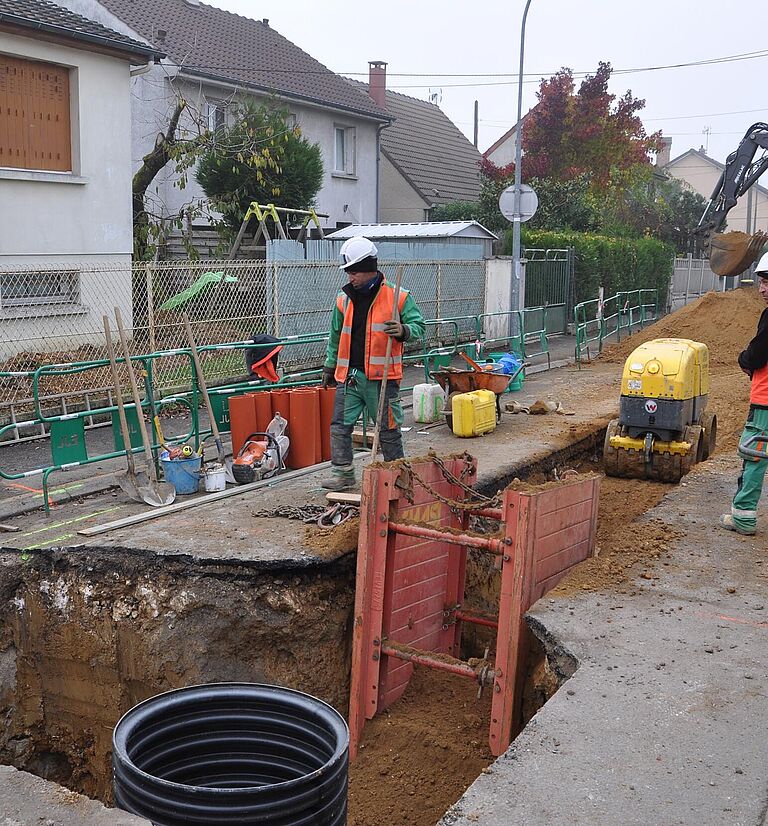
top-left (720, 252), bottom-right (768, 535)
top-left (321, 236), bottom-right (425, 491)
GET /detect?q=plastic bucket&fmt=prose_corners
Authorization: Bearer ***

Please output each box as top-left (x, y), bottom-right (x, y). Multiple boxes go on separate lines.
top-left (160, 452), bottom-right (201, 495)
top-left (508, 371), bottom-right (525, 392)
top-left (203, 463), bottom-right (227, 492)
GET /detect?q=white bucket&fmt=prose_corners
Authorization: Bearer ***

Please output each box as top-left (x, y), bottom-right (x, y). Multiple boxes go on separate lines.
top-left (203, 463), bottom-right (227, 492)
top-left (413, 383), bottom-right (447, 423)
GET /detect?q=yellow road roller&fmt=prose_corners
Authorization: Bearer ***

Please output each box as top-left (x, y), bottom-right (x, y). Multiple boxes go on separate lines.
top-left (604, 338), bottom-right (717, 482)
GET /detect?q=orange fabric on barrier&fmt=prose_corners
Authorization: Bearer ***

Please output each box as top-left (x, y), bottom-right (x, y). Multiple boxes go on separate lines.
top-left (319, 387), bottom-right (336, 462)
top-left (287, 390), bottom-right (317, 470)
top-left (229, 394), bottom-right (257, 457)
top-left (254, 392), bottom-right (273, 434)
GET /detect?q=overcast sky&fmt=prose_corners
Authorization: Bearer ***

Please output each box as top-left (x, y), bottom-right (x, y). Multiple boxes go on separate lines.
top-left (212, 0), bottom-right (766, 168)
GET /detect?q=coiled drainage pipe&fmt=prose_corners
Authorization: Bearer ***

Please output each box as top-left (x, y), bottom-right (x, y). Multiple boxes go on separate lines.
top-left (112, 683), bottom-right (349, 825)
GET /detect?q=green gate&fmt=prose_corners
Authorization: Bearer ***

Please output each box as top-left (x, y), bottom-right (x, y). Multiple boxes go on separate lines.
top-left (523, 248), bottom-right (575, 334)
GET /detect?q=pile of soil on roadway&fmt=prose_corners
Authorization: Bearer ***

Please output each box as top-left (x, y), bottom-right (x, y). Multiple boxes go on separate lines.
top-left (344, 286), bottom-right (766, 824)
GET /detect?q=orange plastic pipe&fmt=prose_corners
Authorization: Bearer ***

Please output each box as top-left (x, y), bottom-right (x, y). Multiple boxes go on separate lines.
top-left (287, 390), bottom-right (316, 469)
top-left (254, 391), bottom-right (273, 433)
top-left (229, 394), bottom-right (257, 457)
top-left (271, 389), bottom-right (292, 422)
top-left (318, 387), bottom-right (336, 462)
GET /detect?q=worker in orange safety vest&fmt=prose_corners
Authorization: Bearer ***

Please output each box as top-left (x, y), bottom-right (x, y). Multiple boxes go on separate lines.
top-left (321, 236), bottom-right (425, 491)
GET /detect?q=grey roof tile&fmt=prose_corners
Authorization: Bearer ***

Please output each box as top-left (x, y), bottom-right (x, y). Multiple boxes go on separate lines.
top-left (98, 0), bottom-right (389, 120)
top-left (0, 0), bottom-right (159, 57)
top-left (352, 83), bottom-right (482, 205)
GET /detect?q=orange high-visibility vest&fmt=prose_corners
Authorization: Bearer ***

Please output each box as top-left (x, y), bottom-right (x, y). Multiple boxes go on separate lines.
top-left (751, 364), bottom-right (768, 405)
top-left (334, 282), bottom-right (409, 383)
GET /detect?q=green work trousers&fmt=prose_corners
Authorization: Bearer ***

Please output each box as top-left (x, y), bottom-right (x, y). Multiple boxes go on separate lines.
top-left (330, 370), bottom-right (404, 466)
top-left (732, 406), bottom-right (768, 531)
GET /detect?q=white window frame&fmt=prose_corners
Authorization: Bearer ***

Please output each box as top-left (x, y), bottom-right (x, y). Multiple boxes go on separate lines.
top-left (0, 269), bottom-right (81, 309)
top-left (207, 101), bottom-right (226, 135)
top-left (333, 125), bottom-right (356, 176)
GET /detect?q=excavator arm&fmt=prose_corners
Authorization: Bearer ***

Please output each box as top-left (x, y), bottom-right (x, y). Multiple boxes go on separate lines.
top-left (696, 122), bottom-right (768, 276)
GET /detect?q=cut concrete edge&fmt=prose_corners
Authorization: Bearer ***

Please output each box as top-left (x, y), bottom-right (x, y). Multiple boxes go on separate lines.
top-left (0, 476), bottom-right (118, 521)
top-left (0, 765), bottom-right (150, 824)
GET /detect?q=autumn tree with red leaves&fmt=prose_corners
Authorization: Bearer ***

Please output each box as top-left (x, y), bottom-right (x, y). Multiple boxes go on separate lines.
top-left (484, 62), bottom-right (662, 189)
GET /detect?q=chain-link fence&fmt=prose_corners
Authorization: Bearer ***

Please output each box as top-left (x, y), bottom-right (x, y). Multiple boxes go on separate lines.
top-left (0, 258), bottom-right (486, 425)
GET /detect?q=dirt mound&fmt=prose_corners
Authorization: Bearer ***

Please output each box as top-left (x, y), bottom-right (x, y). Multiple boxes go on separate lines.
top-left (348, 668), bottom-right (493, 826)
top-left (600, 287), bottom-right (765, 367)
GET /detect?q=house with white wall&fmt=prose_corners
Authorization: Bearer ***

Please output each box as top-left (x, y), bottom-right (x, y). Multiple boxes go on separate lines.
top-left (661, 142), bottom-right (768, 235)
top-left (55, 0), bottom-right (391, 234)
top-left (0, 0), bottom-right (162, 359)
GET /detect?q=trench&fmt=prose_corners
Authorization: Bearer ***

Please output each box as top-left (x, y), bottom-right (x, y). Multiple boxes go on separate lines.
top-left (0, 420), bottom-right (681, 826)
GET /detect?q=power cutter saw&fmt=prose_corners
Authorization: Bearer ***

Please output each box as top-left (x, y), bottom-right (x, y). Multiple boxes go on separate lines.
top-left (232, 413), bottom-right (289, 485)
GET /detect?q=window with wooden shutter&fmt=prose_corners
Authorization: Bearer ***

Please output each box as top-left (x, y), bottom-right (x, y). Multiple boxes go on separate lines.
top-left (0, 54), bottom-right (72, 172)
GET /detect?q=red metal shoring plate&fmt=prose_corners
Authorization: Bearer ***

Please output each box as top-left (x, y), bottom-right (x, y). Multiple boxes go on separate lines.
top-left (377, 458), bottom-right (471, 712)
top-left (489, 476), bottom-right (601, 756)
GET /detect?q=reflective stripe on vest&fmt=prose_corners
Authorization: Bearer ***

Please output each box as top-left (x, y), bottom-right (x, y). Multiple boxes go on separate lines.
top-left (334, 283), bottom-right (409, 382)
top-left (751, 364), bottom-right (768, 405)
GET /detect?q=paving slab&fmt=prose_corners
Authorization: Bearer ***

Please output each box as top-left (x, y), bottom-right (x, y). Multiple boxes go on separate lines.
top-left (440, 452), bottom-right (768, 826)
top-left (0, 765), bottom-right (149, 825)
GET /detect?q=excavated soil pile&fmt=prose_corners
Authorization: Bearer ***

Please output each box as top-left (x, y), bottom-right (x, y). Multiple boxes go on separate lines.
top-left (348, 668), bottom-right (493, 826)
top-left (600, 287), bottom-right (764, 367)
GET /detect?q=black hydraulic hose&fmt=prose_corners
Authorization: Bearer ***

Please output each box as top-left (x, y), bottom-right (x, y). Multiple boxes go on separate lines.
top-left (113, 683), bottom-right (349, 825)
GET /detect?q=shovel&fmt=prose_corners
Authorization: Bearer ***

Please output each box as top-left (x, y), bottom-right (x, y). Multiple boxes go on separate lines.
top-left (103, 316), bottom-right (152, 502)
top-left (182, 313), bottom-right (236, 484)
top-left (370, 266), bottom-right (404, 460)
top-left (114, 309), bottom-right (176, 507)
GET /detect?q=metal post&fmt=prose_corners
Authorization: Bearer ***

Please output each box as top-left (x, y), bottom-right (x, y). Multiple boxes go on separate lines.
top-left (510, 0), bottom-right (534, 338)
top-left (685, 254), bottom-right (693, 304)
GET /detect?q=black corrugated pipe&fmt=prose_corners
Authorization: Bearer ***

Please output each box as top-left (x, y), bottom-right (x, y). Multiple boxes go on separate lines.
top-left (112, 683), bottom-right (349, 825)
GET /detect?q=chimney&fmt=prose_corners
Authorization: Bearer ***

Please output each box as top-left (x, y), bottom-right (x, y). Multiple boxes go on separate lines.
top-left (368, 61), bottom-right (387, 109)
top-left (655, 136), bottom-right (672, 167)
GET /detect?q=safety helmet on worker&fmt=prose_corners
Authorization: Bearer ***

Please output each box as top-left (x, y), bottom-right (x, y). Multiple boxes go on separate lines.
top-left (755, 251), bottom-right (768, 276)
top-left (339, 236), bottom-right (378, 271)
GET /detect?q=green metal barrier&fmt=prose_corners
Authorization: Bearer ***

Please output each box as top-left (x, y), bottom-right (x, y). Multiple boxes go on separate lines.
top-left (518, 307), bottom-right (551, 369)
top-left (0, 307), bottom-right (567, 513)
top-left (574, 289), bottom-right (658, 366)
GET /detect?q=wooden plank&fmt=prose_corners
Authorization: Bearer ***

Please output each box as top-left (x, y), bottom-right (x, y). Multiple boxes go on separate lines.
top-left (325, 491), bottom-right (361, 505)
top-left (78, 456), bottom-right (366, 537)
top-left (0, 524), bottom-right (20, 533)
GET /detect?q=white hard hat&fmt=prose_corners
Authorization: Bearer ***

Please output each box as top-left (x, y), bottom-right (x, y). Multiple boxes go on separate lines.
top-left (339, 236), bottom-right (378, 270)
top-left (756, 251), bottom-right (768, 275)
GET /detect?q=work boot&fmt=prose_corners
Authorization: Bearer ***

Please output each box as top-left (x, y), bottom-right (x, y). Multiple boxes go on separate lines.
top-left (718, 514), bottom-right (756, 536)
top-left (321, 465), bottom-right (357, 491)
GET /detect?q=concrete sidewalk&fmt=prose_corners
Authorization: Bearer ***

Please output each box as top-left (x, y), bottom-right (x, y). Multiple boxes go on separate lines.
top-left (440, 452), bottom-right (768, 826)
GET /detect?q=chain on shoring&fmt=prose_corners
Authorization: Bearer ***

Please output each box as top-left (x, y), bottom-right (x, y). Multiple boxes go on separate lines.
top-left (396, 451), bottom-right (503, 515)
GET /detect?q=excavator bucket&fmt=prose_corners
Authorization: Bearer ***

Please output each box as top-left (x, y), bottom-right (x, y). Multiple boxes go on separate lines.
top-left (709, 230), bottom-right (768, 277)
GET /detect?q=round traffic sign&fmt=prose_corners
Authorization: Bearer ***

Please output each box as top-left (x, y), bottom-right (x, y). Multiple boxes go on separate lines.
top-left (499, 184), bottom-right (538, 223)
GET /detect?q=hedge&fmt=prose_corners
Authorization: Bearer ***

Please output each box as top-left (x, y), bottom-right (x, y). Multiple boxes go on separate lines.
top-left (506, 228), bottom-right (674, 307)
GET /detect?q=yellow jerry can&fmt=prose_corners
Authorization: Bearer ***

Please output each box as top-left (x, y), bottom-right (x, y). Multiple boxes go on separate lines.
top-left (451, 389), bottom-right (497, 438)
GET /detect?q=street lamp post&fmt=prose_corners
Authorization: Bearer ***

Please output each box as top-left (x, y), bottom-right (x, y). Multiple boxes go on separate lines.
top-left (511, 0), bottom-right (533, 332)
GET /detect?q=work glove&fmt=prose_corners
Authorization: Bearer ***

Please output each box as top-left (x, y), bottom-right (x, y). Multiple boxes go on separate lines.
top-left (383, 320), bottom-right (410, 341)
top-left (321, 365), bottom-right (337, 389)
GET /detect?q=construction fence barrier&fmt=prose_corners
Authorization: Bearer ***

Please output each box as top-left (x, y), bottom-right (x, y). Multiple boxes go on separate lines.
top-left (668, 255), bottom-right (738, 312)
top-left (0, 296), bottom-right (566, 509)
top-left (574, 289), bottom-right (658, 366)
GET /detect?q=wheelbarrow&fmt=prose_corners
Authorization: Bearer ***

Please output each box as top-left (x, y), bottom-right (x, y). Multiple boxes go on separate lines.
top-left (430, 358), bottom-right (526, 428)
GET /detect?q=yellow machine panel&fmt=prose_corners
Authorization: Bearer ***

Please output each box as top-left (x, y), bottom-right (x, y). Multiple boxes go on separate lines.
top-left (620, 338), bottom-right (709, 401)
top-left (451, 389), bottom-right (497, 438)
